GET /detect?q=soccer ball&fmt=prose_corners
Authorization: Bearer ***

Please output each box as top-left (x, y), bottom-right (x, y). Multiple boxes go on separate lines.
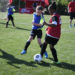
top-left (34, 54), bottom-right (42, 62)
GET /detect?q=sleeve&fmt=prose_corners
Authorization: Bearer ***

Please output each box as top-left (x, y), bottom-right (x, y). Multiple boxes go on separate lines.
top-left (52, 16), bottom-right (58, 25)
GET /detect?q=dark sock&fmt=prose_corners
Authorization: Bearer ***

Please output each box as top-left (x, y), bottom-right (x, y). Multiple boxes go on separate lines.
top-left (51, 48), bottom-right (58, 62)
top-left (40, 42), bottom-right (47, 57)
top-left (6, 22), bottom-right (8, 28)
top-left (40, 44), bottom-right (43, 48)
top-left (24, 41), bottom-right (31, 51)
top-left (12, 21), bottom-right (15, 27)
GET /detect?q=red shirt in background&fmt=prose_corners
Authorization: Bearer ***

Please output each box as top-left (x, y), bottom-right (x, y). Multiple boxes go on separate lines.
top-left (68, 1), bottom-right (75, 13)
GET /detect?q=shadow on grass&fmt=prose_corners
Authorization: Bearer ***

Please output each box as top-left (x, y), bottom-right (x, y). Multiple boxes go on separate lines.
top-left (16, 27), bottom-right (31, 31)
top-left (49, 57), bottom-right (75, 71)
top-left (54, 62), bottom-right (75, 72)
top-left (0, 49), bottom-right (37, 68)
top-left (52, 62), bottom-right (75, 72)
top-left (0, 49), bottom-right (75, 71)
top-left (48, 57), bottom-right (54, 61)
top-left (0, 22), bottom-right (10, 25)
top-left (37, 61), bottom-right (51, 67)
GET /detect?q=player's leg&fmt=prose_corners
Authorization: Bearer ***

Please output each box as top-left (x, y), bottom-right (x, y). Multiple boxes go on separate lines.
top-left (36, 30), bottom-right (42, 47)
top-left (6, 20), bottom-right (9, 28)
top-left (37, 38), bottom-right (42, 47)
top-left (69, 13), bottom-right (73, 28)
top-left (24, 36), bottom-right (33, 51)
top-left (11, 15), bottom-right (15, 27)
top-left (49, 44), bottom-right (58, 62)
top-left (74, 19), bottom-right (75, 27)
top-left (37, 38), bottom-right (48, 58)
top-left (70, 19), bottom-right (72, 27)
top-left (40, 41), bottom-right (48, 57)
top-left (73, 13), bottom-right (75, 27)
top-left (37, 30), bottom-right (48, 58)
top-left (21, 36), bottom-right (34, 54)
top-left (6, 15), bottom-right (10, 28)
top-left (21, 29), bottom-right (36, 54)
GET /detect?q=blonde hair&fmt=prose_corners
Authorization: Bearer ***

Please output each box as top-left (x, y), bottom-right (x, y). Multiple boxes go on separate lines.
top-left (36, 5), bottom-right (43, 10)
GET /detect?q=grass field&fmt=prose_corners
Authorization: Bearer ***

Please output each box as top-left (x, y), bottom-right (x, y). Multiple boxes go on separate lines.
top-left (0, 13), bottom-right (75, 75)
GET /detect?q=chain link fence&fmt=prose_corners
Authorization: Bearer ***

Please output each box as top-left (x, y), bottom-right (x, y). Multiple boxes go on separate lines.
top-left (0, 0), bottom-right (8, 19)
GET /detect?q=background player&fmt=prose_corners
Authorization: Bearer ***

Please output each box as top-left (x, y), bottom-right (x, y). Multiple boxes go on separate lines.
top-left (40, 2), bottom-right (62, 64)
top-left (21, 6), bottom-right (48, 58)
top-left (6, 3), bottom-right (15, 28)
top-left (68, 0), bottom-right (75, 28)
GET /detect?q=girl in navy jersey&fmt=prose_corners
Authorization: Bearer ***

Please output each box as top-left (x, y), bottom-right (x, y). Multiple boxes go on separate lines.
top-left (21, 6), bottom-right (48, 58)
top-left (6, 3), bottom-right (15, 28)
top-left (40, 2), bottom-right (62, 64)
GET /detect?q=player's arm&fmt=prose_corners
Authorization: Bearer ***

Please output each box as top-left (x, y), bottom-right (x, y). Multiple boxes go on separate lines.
top-left (68, 3), bottom-right (70, 13)
top-left (44, 16), bottom-right (58, 27)
top-left (32, 22), bottom-right (42, 26)
top-left (32, 13), bottom-right (43, 27)
top-left (32, 14), bottom-right (42, 26)
top-left (68, 2), bottom-right (72, 13)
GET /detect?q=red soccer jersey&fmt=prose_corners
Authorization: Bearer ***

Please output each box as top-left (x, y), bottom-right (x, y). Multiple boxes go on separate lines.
top-left (46, 13), bottom-right (61, 39)
top-left (68, 1), bottom-right (75, 13)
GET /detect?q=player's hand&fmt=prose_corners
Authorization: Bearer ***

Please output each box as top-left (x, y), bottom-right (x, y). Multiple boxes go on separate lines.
top-left (41, 25), bottom-right (44, 28)
top-left (45, 27), bottom-right (48, 31)
top-left (43, 21), bottom-right (47, 25)
top-left (39, 24), bottom-right (42, 26)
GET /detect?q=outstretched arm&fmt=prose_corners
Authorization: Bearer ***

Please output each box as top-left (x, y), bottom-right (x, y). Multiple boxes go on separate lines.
top-left (44, 16), bottom-right (58, 27)
top-left (32, 22), bottom-right (42, 26)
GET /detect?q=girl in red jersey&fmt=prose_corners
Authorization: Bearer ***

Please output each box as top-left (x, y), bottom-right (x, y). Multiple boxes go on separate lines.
top-left (40, 2), bottom-right (62, 64)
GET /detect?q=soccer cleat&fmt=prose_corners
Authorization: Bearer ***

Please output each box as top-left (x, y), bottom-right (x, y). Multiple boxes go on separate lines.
top-left (53, 61), bottom-right (61, 64)
top-left (21, 50), bottom-right (27, 55)
top-left (44, 51), bottom-right (48, 58)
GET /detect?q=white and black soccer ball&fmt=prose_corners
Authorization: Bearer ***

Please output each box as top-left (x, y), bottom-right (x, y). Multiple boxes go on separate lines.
top-left (34, 54), bottom-right (42, 62)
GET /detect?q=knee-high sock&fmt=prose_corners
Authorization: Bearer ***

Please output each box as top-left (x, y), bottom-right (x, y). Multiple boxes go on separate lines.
top-left (11, 20), bottom-right (15, 27)
top-left (24, 41), bottom-right (31, 51)
top-left (40, 44), bottom-right (43, 48)
top-left (6, 22), bottom-right (9, 28)
top-left (40, 42), bottom-right (47, 57)
top-left (50, 48), bottom-right (58, 62)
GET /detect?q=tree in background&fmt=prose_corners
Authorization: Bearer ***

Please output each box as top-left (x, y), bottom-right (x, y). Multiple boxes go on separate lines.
top-left (11, 0), bottom-right (72, 14)
top-left (55, 0), bottom-right (71, 15)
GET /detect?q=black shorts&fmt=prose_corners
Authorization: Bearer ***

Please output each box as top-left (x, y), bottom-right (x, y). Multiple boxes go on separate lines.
top-left (45, 35), bottom-right (59, 45)
top-left (30, 29), bottom-right (42, 39)
top-left (69, 12), bottom-right (75, 20)
top-left (8, 15), bottom-right (13, 21)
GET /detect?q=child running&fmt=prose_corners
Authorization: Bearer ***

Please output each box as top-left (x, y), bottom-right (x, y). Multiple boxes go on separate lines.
top-left (40, 2), bottom-right (62, 64)
top-left (6, 3), bottom-right (15, 28)
top-left (21, 6), bottom-right (48, 58)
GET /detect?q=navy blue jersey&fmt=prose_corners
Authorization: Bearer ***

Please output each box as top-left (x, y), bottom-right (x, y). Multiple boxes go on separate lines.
top-left (32, 12), bottom-right (44, 30)
top-left (8, 7), bottom-right (14, 15)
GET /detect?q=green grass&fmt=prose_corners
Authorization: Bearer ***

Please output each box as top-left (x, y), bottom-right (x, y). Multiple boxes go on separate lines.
top-left (0, 13), bottom-right (75, 75)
